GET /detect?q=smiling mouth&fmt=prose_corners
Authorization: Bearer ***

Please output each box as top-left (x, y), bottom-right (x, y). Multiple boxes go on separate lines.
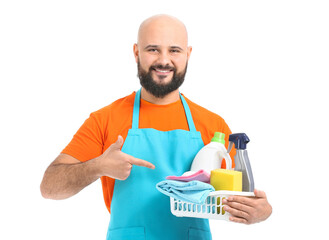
top-left (151, 65), bottom-right (175, 75)
top-left (154, 68), bottom-right (172, 73)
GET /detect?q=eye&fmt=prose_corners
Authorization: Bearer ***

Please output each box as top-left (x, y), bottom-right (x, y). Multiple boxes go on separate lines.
top-left (148, 48), bottom-right (158, 53)
top-left (170, 48), bottom-right (182, 54)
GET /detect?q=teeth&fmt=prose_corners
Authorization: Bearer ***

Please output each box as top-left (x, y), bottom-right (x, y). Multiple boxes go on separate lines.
top-left (155, 69), bottom-right (170, 73)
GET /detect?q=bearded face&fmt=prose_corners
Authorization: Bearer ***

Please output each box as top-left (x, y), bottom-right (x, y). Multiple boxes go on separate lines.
top-left (137, 59), bottom-right (188, 98)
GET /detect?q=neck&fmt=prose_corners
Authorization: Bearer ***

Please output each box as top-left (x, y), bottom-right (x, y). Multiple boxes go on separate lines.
top-left (141, 88), bottom-right (180, 105)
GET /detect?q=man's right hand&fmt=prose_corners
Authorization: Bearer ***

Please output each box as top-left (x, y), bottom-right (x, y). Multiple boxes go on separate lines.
top-left (40, 135), bottom-right (155, 200)
top-left (95, 135), bottom-right (155, 180)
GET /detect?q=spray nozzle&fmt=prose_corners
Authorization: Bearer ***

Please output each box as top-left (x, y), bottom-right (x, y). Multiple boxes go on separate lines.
top-left (227, 133), bottom-right (250, 153)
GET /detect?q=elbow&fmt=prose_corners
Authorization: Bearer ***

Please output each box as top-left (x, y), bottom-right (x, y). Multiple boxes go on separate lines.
top-left (40, 169), bottom-right (60, 200)
top-left (40, 179), bottom-right (71, 200)
top-left (40, 190), bottom-right (51, 199)
top-left (40, 184), bottom-right (62, 200)
top-left (40, 180), bottom-right (52, 199)
top-left (40, 177), bottom-right (59, 200)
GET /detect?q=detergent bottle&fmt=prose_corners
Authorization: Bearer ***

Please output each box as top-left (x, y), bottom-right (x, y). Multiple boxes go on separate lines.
top-left (190, 132), bottom-right (232, 174)
top-left (227, 133), bottom-right (254, 192)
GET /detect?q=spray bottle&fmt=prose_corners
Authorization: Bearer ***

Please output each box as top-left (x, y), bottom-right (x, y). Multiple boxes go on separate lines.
top-left (227, 133), bottom-right (254, 192)
top-left (190, 132), bottom-right (232, 174)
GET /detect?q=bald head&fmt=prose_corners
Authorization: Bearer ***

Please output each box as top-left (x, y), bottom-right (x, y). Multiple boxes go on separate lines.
top-left (133, 15), bottom-right (192, 100)
top-left (137, 14), bottom-right (189, 46)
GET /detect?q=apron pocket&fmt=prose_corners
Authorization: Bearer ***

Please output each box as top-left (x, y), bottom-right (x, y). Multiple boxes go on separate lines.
top-left (108, 226), bottom-right (145, 240)
top-left (188, 227), bottom-right (212, 240)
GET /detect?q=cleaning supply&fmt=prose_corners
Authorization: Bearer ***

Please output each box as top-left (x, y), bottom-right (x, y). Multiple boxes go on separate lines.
top-left (190, 132), bottom-right (232, 174)
top-left (210, 169), bottom-right (242, 191)
top-left (166, 169), bottom-right (210, 183)
top-left (156, 180), bottom-right (215, 204)
top-left (227, 133), bottom-right (254, 192)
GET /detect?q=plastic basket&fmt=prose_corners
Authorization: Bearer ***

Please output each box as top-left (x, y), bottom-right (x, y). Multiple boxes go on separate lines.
top-left (170, 190), bottom-right (254, 221)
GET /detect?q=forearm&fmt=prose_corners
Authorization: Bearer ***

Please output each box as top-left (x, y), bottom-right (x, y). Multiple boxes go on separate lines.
top-left (40, 158), bottom-right (100, 200)
top-left (40, 136), bottom-right (155, 200)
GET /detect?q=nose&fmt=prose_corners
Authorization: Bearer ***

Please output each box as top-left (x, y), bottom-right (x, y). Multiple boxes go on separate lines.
top-left (156, 51), bottom-right (172, 67)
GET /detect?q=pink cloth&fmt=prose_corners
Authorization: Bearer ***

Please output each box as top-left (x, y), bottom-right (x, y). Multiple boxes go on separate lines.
top-left (166, 170), bottom-right (210, 183)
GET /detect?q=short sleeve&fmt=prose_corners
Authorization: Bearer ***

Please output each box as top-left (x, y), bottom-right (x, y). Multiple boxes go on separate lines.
top-left (61, 113), bottom-right (104, 162)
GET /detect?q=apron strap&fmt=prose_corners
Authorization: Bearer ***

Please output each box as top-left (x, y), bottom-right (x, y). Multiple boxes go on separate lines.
top-left (179, 94), bottom-right (197, 132)
top-left (132, 88), bottom-right (197, 132)
top-left (132, 89), bottom-right (141, 129)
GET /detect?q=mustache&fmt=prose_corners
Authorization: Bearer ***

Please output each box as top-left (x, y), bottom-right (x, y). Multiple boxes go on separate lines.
top-left (150, 64), bottom-right (176, 71)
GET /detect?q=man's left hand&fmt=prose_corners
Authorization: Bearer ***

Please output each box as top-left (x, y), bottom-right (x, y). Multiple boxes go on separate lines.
top-left (222, 189), bottom-right (272, 224)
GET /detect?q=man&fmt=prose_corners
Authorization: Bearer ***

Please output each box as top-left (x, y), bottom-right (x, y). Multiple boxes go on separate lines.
top-left (40, 14), bottom-right (272, 239)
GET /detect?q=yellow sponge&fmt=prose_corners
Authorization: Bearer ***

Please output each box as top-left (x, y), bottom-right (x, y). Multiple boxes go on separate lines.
top-left (210, 169), bottom-right (242, 191)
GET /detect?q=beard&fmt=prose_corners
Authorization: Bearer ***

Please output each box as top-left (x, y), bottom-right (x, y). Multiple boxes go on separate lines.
top-left (137, 60), bottom-right (188, 98)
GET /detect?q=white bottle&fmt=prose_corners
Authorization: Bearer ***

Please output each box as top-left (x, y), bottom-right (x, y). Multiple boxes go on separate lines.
top-left (190, 132), bottom-right (232, 174)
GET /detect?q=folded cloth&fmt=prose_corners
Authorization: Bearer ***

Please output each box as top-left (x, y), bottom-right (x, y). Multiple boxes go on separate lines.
top-left (156, 180), bottom-right (215, 204)
top-left (166, 169), bottom-right (210, 183)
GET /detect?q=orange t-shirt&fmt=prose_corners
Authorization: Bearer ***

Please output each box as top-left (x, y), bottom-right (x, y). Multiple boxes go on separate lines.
top-left (62, 91), bottom-right (235, 213)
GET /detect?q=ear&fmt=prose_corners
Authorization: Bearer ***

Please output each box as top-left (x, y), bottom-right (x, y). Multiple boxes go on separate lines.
top-left (187, 46), bottom-right (192, 60)
top-left (133, 43), bottom-right (139, 63)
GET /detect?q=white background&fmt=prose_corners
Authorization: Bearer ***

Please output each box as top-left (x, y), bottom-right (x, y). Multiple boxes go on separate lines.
top-left (1, 0), bottom-right (328, 239)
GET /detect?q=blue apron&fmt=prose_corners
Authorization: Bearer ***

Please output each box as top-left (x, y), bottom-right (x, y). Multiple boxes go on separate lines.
top-left (107, 89), bottom-right (212, 240)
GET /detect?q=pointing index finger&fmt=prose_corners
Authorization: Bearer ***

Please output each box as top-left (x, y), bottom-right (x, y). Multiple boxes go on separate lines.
top-left (130, 157), bottom-right (155, 169)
